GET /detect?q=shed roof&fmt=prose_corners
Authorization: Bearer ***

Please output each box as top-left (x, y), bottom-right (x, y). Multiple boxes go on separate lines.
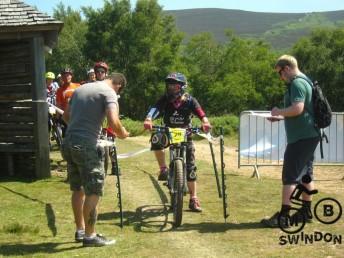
top-left (0, 0), bottom-right (63, 32)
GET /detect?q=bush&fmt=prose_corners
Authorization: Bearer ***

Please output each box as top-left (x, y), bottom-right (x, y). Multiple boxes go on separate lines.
top-left (209, 115), bottom-right (239, 136)
top-left (121, 115), bottom-right (239, 137)
top-left (184, 114), bottom-right (239, 136)
top-left (121, 118), bottom-right (147, 137)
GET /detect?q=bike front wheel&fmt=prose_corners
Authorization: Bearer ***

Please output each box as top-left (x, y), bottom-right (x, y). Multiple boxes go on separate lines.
top-left (104, 146), bottom-right (109, 176)
top-left (172, 159), bottom-right (184, 227)
top-left (53, 122), bottom-right (63, 147)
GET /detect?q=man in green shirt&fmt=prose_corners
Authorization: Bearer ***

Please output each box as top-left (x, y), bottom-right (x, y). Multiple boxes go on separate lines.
top-left (261, 55), bottom-right (320, 228)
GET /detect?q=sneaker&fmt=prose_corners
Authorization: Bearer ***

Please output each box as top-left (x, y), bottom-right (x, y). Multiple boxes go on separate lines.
top-left (83, 234), bottom-right (116, 247)
top-left (261, 212), bottom-right (289, 228)
top-left (291, 207), bottom-right (312, 223)
top-left (158, 168), bottom-right (168, 181)
top-left (75, 230), bottom-right (85, 242)
top-left (189, 197), bottom-right (202, 212)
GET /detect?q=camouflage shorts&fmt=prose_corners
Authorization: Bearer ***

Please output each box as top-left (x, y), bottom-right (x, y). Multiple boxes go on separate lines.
top-left (61, 135), bottom-right (105, 196)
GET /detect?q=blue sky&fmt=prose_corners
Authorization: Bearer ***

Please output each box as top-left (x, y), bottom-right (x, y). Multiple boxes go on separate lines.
top-left (25, 0), bottom-right (344, 16)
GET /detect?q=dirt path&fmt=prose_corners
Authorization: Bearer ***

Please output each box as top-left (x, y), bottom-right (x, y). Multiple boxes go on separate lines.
top-left (127, 135), bottom-right (344, 195)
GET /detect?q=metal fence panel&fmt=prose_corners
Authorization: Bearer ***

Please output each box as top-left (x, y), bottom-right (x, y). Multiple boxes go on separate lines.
top-left (239, 111), bottom-right (344, 170)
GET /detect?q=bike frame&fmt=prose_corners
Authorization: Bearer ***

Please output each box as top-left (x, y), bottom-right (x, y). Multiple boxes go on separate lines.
top-left (168, 142), bottom-right (188, 195)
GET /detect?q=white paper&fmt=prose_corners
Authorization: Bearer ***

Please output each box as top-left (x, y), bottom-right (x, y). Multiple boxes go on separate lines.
top-left (248, 111), bottom-right (283, 119)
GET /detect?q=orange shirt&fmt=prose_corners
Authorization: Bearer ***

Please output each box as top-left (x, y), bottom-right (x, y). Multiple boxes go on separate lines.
top-left (56, 83), bottom-right (80, 111)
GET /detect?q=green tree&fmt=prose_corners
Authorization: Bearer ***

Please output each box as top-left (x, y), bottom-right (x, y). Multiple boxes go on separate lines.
top-left (83, 0), bottom-right (183, 119)
top-left (182, 32), bottom-right (223, 108)
top-left (46, 3), bottom-right (88, 81)
top-left (292, 28), bottom-right (344, 111)
top-left (184, 31), bottom-right (283, 115)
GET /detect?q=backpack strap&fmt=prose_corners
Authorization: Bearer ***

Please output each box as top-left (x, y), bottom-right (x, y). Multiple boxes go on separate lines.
top-left (292, 75), bottom-right (326, 158)
top-left (290, 75), bottom-right (313, 117)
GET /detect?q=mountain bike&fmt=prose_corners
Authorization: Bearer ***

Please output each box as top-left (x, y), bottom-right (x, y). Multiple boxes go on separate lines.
top-left (100, 128), bottom-right (117, 176)
top-left (48, 106), bottom-right (64, 148)
top-left (151, 125), bottom-right (200, 227)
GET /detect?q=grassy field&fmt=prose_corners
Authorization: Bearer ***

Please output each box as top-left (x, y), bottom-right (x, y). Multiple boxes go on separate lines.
top-left (0, 136), bottom-right (343, 258)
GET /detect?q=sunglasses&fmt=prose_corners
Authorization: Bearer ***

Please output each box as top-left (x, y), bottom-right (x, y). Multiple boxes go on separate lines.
top-left (96, 69), bottom-right (106, 74)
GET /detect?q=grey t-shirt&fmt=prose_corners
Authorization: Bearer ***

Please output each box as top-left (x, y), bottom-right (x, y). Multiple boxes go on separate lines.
top-left (66, 81), bottom-right (118, 144)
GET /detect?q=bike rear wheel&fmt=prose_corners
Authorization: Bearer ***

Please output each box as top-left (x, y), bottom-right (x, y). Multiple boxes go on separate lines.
top-left (172, 159), bottom-right (184, 227)
top-left (54, 123), bottom-right (63, 147)
top-left (104, 146), bottom-right (109, 175)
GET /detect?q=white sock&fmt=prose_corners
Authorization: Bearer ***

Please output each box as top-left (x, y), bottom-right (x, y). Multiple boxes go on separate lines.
top-left (84, 233), bottom-right (96, 239)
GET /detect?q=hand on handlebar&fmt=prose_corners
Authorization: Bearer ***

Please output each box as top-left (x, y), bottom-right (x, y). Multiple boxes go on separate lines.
top-left (201, 122), bottom-right (211, 133)
top-left (143, 118), bottom-right (153, 131)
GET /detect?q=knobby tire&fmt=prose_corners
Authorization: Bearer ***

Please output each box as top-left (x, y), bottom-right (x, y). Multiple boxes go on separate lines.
top-left (172, 159), bottom-right (184, 227)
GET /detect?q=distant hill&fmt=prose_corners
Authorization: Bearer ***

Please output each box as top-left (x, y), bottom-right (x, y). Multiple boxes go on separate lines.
top-left (165, 8), bottom-right (344, 49)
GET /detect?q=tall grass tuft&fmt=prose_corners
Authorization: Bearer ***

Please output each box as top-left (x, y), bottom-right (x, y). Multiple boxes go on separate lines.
top-left (2, 222), bottom-right (40, 235)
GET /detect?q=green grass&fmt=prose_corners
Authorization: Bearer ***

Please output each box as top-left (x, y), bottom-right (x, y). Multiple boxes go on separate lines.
top-left (0, 137), bottom-right (343, 257)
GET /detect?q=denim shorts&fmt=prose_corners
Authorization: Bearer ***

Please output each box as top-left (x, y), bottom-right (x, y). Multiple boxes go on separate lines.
top-left (61, 135), bottom-right (105, 196)
top-left (282, 137), bottom-right (319, 185)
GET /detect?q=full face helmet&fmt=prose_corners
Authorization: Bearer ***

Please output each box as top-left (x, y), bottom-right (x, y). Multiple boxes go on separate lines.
top-left (165, 72), bottom-right (187, 101)
top-left (45, 72), bottom-right (55, 80)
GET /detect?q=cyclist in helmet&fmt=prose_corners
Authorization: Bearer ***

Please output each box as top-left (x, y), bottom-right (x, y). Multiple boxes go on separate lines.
top-left (87, 68), bottom-right (96, 83)
top-left (94, 62), bottom-right (109, 81)
top-left (56, 68), bottom-right (80, 136)
top-left (56, 73), bottom-right (63, 87)
top-left (46, 72), bottom-right (59, 105)
top-left (143, 72), bottom-right (211, 212)
top-left (81, 68), bottom-right (96, 85)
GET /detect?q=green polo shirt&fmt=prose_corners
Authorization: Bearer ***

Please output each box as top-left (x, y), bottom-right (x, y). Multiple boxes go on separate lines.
top-left (284, 75), bottom-right (320, 144)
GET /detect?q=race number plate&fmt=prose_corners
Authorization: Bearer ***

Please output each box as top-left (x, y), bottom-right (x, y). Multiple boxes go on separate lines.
top-left (169, 128), bottom-right (187, 144)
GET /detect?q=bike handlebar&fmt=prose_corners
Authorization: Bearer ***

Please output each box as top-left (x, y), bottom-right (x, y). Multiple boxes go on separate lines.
top-left (152, 125), bottom-right (201, 134)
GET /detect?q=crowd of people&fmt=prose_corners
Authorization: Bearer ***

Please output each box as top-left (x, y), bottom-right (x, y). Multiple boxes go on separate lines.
top-left (46, 54), bottom-right (321, 248)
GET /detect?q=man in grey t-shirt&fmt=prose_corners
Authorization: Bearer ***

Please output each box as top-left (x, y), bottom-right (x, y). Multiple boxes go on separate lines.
top-left (62, 73), bottom-right (129, 247)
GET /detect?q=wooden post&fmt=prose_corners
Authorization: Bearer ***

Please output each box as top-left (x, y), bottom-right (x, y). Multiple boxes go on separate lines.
top-left (31, 36), bottom-right (50, 178)
top-left (6, 153), bottom-right (14, 176)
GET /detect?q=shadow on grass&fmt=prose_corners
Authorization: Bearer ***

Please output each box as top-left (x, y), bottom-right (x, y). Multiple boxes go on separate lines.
top-left (99, 167), bottom-right (266, 233)
top-left (174, 221), bottom-right (265, 233)
top-left (0, 185), bottom-right (57, 237)
top-left (99, 204), bottom-right (171, 232)
top-left (0, 176), bottom-right (35, 183)
top-left (0, 242), bottom-right (82, 256)
top-left (99, 207), bottom-right (265, 233)
top-left (136, 167), bottom-right (169, 204)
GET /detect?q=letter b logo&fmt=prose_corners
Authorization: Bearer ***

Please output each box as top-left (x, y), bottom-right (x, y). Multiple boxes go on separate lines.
top-left (314, 198), bottom-right (342, 225)
top-left (323, 204), bottom-right (334, 217)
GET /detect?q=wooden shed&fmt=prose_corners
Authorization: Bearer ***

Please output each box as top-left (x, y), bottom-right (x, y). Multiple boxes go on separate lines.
top-left (0, 0), bottom-right (63, 178)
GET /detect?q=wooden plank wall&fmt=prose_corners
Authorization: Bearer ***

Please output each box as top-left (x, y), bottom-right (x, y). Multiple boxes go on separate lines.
top-left (0, 40), bottom-right (36, 177)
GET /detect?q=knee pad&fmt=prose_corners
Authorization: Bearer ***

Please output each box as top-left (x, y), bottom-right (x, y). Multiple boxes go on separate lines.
top-left (302, 174), bottom-right (312, 184)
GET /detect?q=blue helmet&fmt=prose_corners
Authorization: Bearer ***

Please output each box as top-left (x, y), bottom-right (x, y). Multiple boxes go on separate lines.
top-left (165, 72), bottom-right (188, 101)
top-left (165, 72), bottom-right (187, 87)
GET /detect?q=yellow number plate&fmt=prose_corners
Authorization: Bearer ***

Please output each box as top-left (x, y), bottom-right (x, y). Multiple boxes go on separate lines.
top-left (169, 128), bottom-right (187, 144)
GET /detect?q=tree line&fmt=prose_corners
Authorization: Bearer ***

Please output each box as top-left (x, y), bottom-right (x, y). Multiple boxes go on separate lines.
top-left (46, 0), bottom-right (344, 120)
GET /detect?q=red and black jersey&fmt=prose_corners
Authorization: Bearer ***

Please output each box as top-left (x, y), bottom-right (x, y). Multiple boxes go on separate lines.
top-left (151, 94), bottom-right (206, 128)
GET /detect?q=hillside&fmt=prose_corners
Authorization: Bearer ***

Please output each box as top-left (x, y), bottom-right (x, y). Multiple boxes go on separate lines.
top-left (165, 8), bottom-right (344, 49)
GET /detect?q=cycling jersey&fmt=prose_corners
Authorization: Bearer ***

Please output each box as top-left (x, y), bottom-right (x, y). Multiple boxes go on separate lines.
top-left (149, 94), bottom-right (206, 128)
top-left (56, 82), bottom-right (80, 111)
top-left (47, 82), bottom-right (59, 105)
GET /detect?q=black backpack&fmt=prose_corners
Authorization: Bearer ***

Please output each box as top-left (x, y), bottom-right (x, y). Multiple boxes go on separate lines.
top-left (295, 76), bottom-right (332, 129)
top-left (293, 76), bottom-right (332, 158)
